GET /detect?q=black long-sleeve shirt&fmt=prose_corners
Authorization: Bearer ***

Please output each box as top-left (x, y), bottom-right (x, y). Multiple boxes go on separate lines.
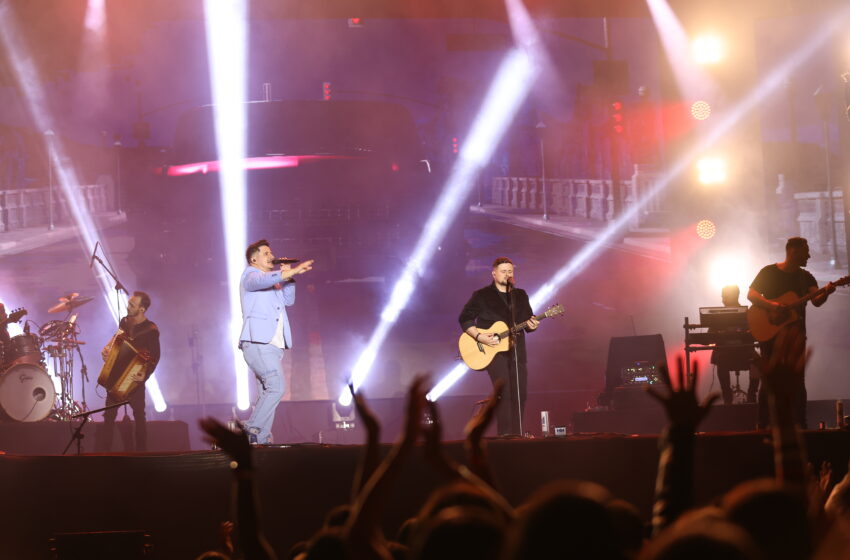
top-left (118, 317), bottom-right (161, 379)
top-left (458, 283), bottom-right (534, 364)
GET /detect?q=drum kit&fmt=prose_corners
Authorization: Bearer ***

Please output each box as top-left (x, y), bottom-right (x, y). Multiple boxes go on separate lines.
top-left (0, 294), bottom-right (94, 422)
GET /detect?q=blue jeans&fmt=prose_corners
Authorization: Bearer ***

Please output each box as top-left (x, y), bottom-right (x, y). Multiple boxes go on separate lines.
top-left (241, 341), bottom-right (285, 443)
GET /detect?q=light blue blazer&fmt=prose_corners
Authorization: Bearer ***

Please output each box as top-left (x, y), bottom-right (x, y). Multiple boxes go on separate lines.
top-left (239, 266), bottom-right (296, 347)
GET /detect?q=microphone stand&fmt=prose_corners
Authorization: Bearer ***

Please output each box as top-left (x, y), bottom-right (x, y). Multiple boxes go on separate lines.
top-left (62, 400), bottom-right (128, 455)
top-left (75, 341), bottom-right (89, 412)
top-left (506, 281), bottom-right (524, 436)
top-left (92, 254), bottom-right (129, 316)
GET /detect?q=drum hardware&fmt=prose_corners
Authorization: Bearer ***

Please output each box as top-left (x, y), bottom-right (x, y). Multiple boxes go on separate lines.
top-left (47, 294), bottom-right (94, 314)
top-left (0, 295), bottom-right (98, 424)
top-left (63, 399), bottom-right (128, 455)
top-left (42, 313), bottom-right (90, 421)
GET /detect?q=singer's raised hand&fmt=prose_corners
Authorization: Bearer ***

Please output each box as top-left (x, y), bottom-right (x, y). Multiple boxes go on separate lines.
top-left (281, 259), bottom-right (314, 280)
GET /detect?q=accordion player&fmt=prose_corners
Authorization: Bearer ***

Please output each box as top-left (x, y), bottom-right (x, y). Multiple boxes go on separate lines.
top-left (98, 328), bottom-right (156, 400)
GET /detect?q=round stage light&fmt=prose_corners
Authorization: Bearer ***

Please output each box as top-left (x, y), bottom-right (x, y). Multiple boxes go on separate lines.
top-left (696, 219), bottom-right (716, 240)
top-left (691, 100), bottom-right (711, 120)
top-left (692, 35), bottom-right (724, 65)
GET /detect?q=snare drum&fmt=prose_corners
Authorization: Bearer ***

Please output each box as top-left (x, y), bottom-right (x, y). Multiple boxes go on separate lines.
top-left (0, 363), bottom-right (55, 421)
top-left (6, 333), bottom-right (43, 367)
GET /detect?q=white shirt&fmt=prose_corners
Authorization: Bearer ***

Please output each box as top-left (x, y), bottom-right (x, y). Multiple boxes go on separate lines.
top-left (269, 310), bottom-right (287, 349)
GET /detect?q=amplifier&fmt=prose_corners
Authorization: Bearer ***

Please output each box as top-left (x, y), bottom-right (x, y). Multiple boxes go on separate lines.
top-left (620, 361), bottom-right (661, 386)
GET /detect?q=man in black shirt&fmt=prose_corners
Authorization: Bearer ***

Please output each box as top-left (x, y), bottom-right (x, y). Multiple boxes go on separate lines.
top-left (459, 257), bottom-right (538, 436)
top-left (748, 237), bottom-right (835, 428)
top-left (98, 291), bottom-right (161, 452)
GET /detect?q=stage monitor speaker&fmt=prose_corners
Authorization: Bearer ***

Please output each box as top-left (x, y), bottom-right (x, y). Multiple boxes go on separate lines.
top-left (49, 530), bottom-right (151, 559)
top-left (604, 334), bottom-right (668, 397)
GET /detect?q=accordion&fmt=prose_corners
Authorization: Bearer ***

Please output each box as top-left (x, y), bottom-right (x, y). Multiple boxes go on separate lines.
top-left (98, 331), bottom-right (149, 400)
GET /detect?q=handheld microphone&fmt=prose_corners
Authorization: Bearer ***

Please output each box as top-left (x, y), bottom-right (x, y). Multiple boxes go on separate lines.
top-left (272, 258), bottom-right (300, 265)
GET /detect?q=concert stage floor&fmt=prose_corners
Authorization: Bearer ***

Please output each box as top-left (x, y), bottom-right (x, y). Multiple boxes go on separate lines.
top-left (2, 431), bottom-right (848, 559)
top-left (0, 420), bottom-right (191, 455)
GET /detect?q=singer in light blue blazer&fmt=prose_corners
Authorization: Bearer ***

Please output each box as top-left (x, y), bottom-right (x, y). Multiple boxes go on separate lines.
top-left (239, 239), bottom-right (314, 444)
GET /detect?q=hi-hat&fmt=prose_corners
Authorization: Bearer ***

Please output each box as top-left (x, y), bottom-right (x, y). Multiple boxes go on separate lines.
top-left (48, 294), bottom-right (93, 314)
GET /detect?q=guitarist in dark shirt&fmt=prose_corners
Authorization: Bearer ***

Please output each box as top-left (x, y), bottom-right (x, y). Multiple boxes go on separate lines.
top-left (459, 257), bottom-right (538, 436)
top-left (747, 237), bottom-right (835, 428)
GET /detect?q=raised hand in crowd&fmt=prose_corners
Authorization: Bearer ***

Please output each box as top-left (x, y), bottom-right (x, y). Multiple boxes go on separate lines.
top-left (422, 399), bottom-right (462, 481)
top-left (825, 460), bottom-right (850, 518)
top-left (759, 324), bottom-right (810, 487)
top-left (647, 355), bottom-right (718, 431)
top-left (349, 383), bottom-right (382, 503)
top-left (464, 379), bottom-right (504, 487)
top-left (345, 374), bottom-right (429, 559)
top-left (200, 417), bottom-right (277, 560)
top-left (647, 356), bottom-right (718, 535)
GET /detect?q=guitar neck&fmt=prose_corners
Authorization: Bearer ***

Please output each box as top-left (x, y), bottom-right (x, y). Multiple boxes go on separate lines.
top-left (495, 313), bottom-right (549, 337)
top-left (784, 284), bottom-right (833, 308)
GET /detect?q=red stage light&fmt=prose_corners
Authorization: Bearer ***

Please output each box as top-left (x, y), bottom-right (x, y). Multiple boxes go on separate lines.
top-left (610, 101), bottom-right (625, 134)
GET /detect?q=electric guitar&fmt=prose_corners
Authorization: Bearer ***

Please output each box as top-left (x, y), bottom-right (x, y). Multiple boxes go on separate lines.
top-left (746, 276), bottom-right (849, 342)
top-left (458, 304), bottom-right (564, 370)
top-left (0, 307), bottom-right (27, 329)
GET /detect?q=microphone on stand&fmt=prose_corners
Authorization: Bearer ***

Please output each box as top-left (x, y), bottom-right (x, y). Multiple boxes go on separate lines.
top-left (89, 241), bottom-right (100, 269)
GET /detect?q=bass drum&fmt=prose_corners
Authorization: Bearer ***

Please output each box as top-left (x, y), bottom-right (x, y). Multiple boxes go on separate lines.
top-left (0, 364), bottom-right (56, 422)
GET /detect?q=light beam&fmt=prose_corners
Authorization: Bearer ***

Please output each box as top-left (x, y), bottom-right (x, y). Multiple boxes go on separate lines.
top-left (203, 0), bottom-right (250, 409)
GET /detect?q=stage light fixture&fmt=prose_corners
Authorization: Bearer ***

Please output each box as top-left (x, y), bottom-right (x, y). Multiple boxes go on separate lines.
top-left (204, 0), bottom-right (251, 410)
top-left (708, 254), bottom-right (752, 294)
top-left (646, 0), bottom-right (716, 101)
top-left (338, 48), bottom-right (539, 407)
top-left (427, 4), bottom-right (850, 401)
top-left (690, 100), bottom-right (711, 120)
top-left (696, 156), bottom-right (727, 185)
top-left (84, 0), bottom-right (106, 32)
top-left (691, 34), bottom-right (725, 65)
top-left (696, 219), bottom-right (717, 240)
top-left (610, 101), bottom-right (625, 134)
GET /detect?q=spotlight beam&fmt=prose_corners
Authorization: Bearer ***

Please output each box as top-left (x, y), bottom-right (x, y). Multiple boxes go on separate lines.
top-left (646, 0), bottom-right (716, 100)
top-left (339, 48), bottom-right (540, 406)
top-left (203, 0), bottom-right (250, 410)
top-left (429, 4), bottom-right (850, 401)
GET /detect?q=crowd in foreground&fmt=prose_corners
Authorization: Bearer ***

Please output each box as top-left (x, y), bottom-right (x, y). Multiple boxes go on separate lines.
top-left (196, 324), bottom-right (850, 560)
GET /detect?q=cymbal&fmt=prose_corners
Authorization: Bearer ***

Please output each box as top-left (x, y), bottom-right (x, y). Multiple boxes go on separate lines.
top-left (48, 295), bottom-right (93, 314)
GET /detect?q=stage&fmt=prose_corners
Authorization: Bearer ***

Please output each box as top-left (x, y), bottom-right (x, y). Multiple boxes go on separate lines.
top-left (2, 430), bottom-right (848, 559)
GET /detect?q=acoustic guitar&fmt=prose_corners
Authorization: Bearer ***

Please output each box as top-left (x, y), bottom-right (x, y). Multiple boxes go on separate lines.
top-left (746, 276), bottom-right (849, 342)
top-left (458, 304), bottom-right (564, 370)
